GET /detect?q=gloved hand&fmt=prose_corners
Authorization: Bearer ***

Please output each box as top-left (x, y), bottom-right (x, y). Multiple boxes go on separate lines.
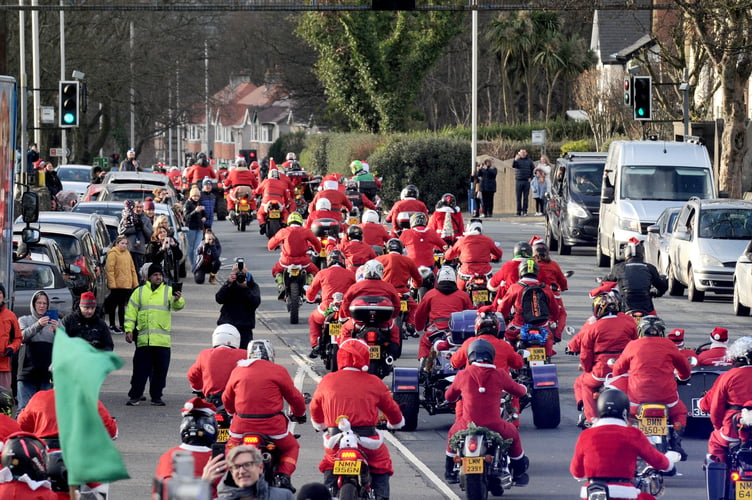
top-left (3, 348), bottom-right (13, 358)
top-left (290, 413), bottom-right (307, 424)
top-left (662, 464), bottom-right (677, 477)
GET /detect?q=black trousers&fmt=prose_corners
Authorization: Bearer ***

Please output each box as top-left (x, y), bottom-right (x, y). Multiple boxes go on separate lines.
top-left (515, 180), bottom-right (531, 215)
top-left (128, 345), bottom-right (170, 401)
top-left (481, 191), bottom-right (495, 217)
top-left (106, 288), bottom-right (132, 328)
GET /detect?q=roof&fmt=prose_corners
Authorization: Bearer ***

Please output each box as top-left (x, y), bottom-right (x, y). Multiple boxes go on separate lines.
top-left (592, 0), bottom-right (652, 65)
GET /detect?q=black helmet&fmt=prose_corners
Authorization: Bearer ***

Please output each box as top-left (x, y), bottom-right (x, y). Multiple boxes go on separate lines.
top-left (386, 238), bottom-right (403, 254)
top-left (467, 338), bottom-right (495, 364)
top-left (534, 242), bottom-right (550, 260)
top-left (1, 432), bottom-right (49, 481)
top-left (637, 315), bottom-right (666, 337)
top-left (518, 258), bottom-right (539, 279)
top-left (327, 250), bottom-right (346, 268)
top-left (474, 311), bottom-right (504, 338)
top-left (400, 184), bottom-right (419, 200)
top-left (46, 451), bottom-right (68, 493)
top-left (180, 412), bottom-right (218, 447)
top-left (513, 241), bottom-right (533, 258)
top-left (597, 388), bottom-right (630, 421)
top-left (0, 385), bottom-right (13, 417)
top-left (441, 193), bottom-right (456, 208)
top-left (409, 212), bottom-right (427, 228)
top-left (625, 240), bottom-right (645, 260)
top-left (347, 225), bottom-right (364, 241)
top-left (197, 152), bottom-right (207, 160)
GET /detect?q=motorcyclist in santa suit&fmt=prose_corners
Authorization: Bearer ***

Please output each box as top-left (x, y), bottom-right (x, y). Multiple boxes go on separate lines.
top-left (385, 184), bottom-right (428, 236)
top-left (310, 338), bottom-right (405, 500)
top-left (449, 310), bottom-right (522, 374)
top-left (359, 209), bottom-right (390, 254)
top-left (399, 212), bottom-right (447, 270)
top-left (187, 324), bottom-right (248, 404)
top-left (224, 157), bottom-right (259, 218)
top-left (603, 238), bottom-right (667, 315)
top-left (337, 225), bottom-right (376, 270)
top-left (428, 193), bottom-right (464, 244)
top-left (572, 293), bottom-right (638, 427)
top-left (611, 315), bottom-right (691, 460)
top-left (443, 220), bottom-right (502, 291)
top-left (268, 213), bottom-right (322, 298)
top-left (255, 169), bottom-right (292, 235)
top-left (308, 179), bottom-right (353, 213)
top-left (488, 241), bottom-right (531, 301)
top-left (570, 388), bottom-right (676, 500)
top-left (376, 238), bottom-right (422, 336)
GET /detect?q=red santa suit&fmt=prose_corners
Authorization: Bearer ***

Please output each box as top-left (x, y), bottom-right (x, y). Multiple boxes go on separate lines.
top-left (255, 177), bottom-right (292, 225)
top-left (167, 169), bottom-right (183, 191)
top-left (399, 226), bottom-right (446, 269)
top-left (415, 283), bottom-right (474, 359)
top-left (309, 186), bottom-right (352, 212)
top-left (360, 222), bottom-right (390, 249)
top-left (428, 206), bottom-right (464, 243)
top-left (385, 199), bottom-right (428, 235)
top-left (185, 163), bottom-right (217, 186)
top-left (0, 414), bottom-right (21, 443)
top-left (268, 226), bottom-right (322, 276)
top-left (376, 253), bottom-right (422, 325)
top-left (573, 313), bottom-right (638, 423)
top-left (445, 360), bottom-right (527, 458)
top-left (187, 346), bottom-right (248, 398)
top-left (498, 277), bottom-right (562, 356)
top-left (488, 258), bottom-right (524, 299)
top-left (706, 366), bottom-right (752, 461)
top-left (224, 167), bottom-right (258, 211)
top-left (306, 265), bottom-right (356, 348)
top-left (571, 418), bottom-right (672, 500)
top-left (222, 358), bottom-right (307, 476)
top-left (310, 339), bottom-right (404, 475)
top-left (0, 479), bottom-right (58, 500)
top-left (18, 389), bottom-right (117, 440)
top-left (537, 259), bottom-right (569, 291)
top-left (611, 337), bottom-right (691, 429)
top-left (450, 334), bottom-right (523, 373)
top-left (337, 239), bottom-right (377, 269)
top-left (444, 233), bottom-right (502, 290)
top-left (320, 175), bottom-right (347, 193)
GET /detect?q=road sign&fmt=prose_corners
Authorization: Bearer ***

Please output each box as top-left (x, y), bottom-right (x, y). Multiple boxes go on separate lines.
top-left (41, 106), bottom-right (55, 124)
top-left (49, 147), bottom-right (70, 157)
top-left (532, 130), bottom-right (546, 146)
top-left (93, 157), bottom-right (108, 169)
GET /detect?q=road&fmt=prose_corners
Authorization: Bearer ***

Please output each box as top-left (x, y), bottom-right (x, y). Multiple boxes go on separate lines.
top-left (99, 214), bottom-right (745, 499)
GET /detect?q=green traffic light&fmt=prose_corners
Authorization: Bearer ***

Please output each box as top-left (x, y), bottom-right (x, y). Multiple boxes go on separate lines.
top-left (62, 112), bottom-right (75, 124)
top-left (636, 108), bottom-right (645, 117)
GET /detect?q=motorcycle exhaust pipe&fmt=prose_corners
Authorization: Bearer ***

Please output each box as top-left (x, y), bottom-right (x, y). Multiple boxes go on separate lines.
top-left (385, 355), bottom-right (394, 366)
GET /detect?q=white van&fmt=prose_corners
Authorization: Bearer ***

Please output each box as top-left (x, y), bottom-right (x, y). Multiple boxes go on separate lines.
top-left (596, 140), bottom-right (716, 267)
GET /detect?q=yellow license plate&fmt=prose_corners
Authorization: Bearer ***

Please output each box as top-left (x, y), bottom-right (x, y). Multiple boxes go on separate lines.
top-left (348, 217), bottom-right (358, 225)
top-left (319, 249), bottom-right (327, 257)
top-left (528, 347), bottom-right (546, 362)
top-left (369, 345), bottom-right (380, 359)
top-left (269, 210), bottom-right (281, 218)
top-left (329, 323), bottom-right (341, 337)
top-left (333, 460), bottom-right (361, 475)
top-left (290, 269), bottom-right (300, 277)
top-left (216, 428), bottom-right (229, 444)
top-left (400, 300), bottom-right (408, 312)
top-left (736, 481), bottom-right (752, 500)
top-left (462, 457), bottom-right (484, 474)
top-left (638, 416), bottom-right (667, 436)
top-left (472, 290), bottom-right (489, 303)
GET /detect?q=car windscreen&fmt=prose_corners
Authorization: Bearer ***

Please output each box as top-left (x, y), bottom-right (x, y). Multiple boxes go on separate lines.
top-left (73, 205), bottom-right (123, 220)
top-left (56, 167), bottom-right (90, 182)
top-left (43, 235), bottom-right (82, 264)
top-left (621, 165), bottom-right (714, 201)
top-left (698, 208), bottom-right (752, 240)
top-left (103, 190), bottom-right (152, 201)
top-left (569, 164), bottom-right (604, 195)
top-left (14, 262), bottom-right (60, 290)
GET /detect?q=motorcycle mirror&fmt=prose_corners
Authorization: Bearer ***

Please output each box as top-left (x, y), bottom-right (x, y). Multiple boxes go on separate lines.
top-left (665, 450), bottom-right (682, 464)
top-left (595, 276), bottom-right (603, 283)
top-left (564, 325), bottom-right (576, 337)
top-left (565, 270), bottom-right (575, 278)
top-left (689, 356), bottom-right (698, 367)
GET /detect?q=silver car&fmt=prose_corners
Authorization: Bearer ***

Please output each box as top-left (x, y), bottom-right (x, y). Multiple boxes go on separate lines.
top-left (733, 240), bottom-right (752, 316)
top-left (12, 260), bottom-right (73, 317)
top-left (645, 207), bottom-right (681, 276)
top-left (56, 164), bottom-right (92, 199)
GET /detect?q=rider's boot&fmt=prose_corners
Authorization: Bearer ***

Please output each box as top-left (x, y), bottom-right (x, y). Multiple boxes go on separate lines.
top-left (273, 473), bottom-right (296, 493)
top-left (510, 455), bottom-right (529, 486)
top-left (444, 456), bottom-right (459, 484)
top-left (275, 273), bottom-right (285, 300)
top-left (670, 428), bottom-right (688, 461)
top-left (259, 221), bottom-right (267, 235)
top-left (309, 344), bottom-right (320, 359)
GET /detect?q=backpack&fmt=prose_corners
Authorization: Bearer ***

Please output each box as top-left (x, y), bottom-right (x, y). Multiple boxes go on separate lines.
top-left (518, 282), bottom-right (550, 325)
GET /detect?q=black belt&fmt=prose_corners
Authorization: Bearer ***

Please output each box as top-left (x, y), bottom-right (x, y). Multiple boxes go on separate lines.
top-left (588, 477), bottom-right (632, 483)
top-left (594, 351), bottom-right (622, 355)
top-left (327, 425), bottom-right (376, 437)
top-left (728, 404), bottom-right (743, 410)
top-left (237, 411), bottom-right (283, 419)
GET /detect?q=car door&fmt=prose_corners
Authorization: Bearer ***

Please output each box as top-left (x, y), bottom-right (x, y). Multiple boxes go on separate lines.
top-left (548, 164), bottom-right (566, 239)
top-left (672, 205), bottom-right (695, 284)
top-left (82, 233), bottom-right (107, 301)
top-left (741, 241), bottom-right (752, 305)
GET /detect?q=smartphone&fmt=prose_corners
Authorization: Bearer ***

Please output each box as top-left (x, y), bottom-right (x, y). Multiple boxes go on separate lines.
top-left (172, 282), bottom-right (183, 294)
top-left (45, 309), bottom-right (59, 321)
top-left (211, 443), bottom-right (225, 458)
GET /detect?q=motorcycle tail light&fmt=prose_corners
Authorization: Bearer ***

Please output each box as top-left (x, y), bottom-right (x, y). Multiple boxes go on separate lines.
top-left (340, 451), bottom-right (357, 459)
top-left (731, 471), bottom-right (741, 482)
top-left (240, 199), bottom-right (248, 206)
top-left (484, 455), bottom-right (493, 463)
top-left (243, 435), bottom-right (260, 445)
top-left (467, 437), bottom-right (478, 452)
top-left (266, 443), bottom-right (276, 451)
top-left (474, 278), bottom-right (485, 284)
top-left (640, 407), bottom-right (666, 418)
top-left (743, 470), bottom-right (752, 478)
top-left (215, 413), bottom-right (225, 423)
top-left (366, 331), bottom-right (377, 343)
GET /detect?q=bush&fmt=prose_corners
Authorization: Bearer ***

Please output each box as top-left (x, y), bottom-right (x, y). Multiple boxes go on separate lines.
top-left (269, 131), bottom-right (307, 164)
top-left (560, 139), bottom-right (596, 155)
top-left (300, 134), bottom-right (329, 175)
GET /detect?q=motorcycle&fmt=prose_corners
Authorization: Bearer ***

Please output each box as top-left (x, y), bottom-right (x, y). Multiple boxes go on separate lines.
top-left (394, 292), bottom-right (412, 340)
top-left (310, 218), bottom-right (341, 270)
top-left (231, 418), bottom-right (301, 492)
top-left (345, 205), bottom-right (361, 228)
top-left (282, 263), bottom-right (307, 325)
top-left (349, 295), bottom-right (398, 379)
top-left (512, 324), bottom-right (561, 429)
top-left (677, 342), bottom-right (730, 435)
top-left (633, 403), bottom-right (683, 497)
top-left (412, 266), bottom-right (435, 303)
top-left (462, 272), bottom-right (493, 307)
top-left (582, 450), bottom-right (680, 500)
top-left (265, 200), bottom-right (284, 240)
top-left (230, 186), bottom-right (255, 232)
top-left (449, 422), bottom-right (514, 500)
top-left (705, 410), bottom-right (752, 500)
top-left (318, 292), bottom-right (345, 372)
top-left (286, 169), bottom-right (312, 218)
top-left (324, 417), bottom-right (380, 500)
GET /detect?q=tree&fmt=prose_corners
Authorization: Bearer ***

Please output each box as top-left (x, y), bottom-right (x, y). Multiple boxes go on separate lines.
top-left (296, 9), bottom-right (463, 133)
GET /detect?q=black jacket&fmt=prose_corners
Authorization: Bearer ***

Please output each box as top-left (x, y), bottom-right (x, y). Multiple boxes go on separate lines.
top-left (61, 309), bottom-right (114, 351)
top-left (604, 258), bottom-right (668, 314)
top-left (183, 198), bottom-right (205, 230)
top-left (215, 279), bottom-right (261, 329)
top-left (476, 167), bottom-right (498, 192)
top-left (512, 157), bottom-right (535, 181)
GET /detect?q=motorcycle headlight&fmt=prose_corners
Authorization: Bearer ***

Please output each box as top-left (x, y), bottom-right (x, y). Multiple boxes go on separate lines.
top-left (566, 201), bottom-right (589, 219)
top-left (699, 253), bottom-right (724, 267)
top-left (618, 217), bottom-right (641, 233)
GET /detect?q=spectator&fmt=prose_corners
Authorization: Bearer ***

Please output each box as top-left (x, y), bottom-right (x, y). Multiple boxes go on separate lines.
top-left (183, 187), bottom-right (204, 269)
top-left (146, 225), bottom-right (183, 285)
top-left (536, 155), bottom-right (552, 178)
top-left (193, 230), bottom-right (222, 285)
top-left (124, 263), bottom-right (185, 406)
top-left (530, 168), bottom-right (549, 216)
top-left (119, 199), bottom-right (154, 274)
top-left (142, 199), bottom-right (156, 223)
top-left (16, 291), bottom-right (57, 413)
top-left (0, 283), bottom-right (22, 391)
top-left (199, 178), bottom-right (217, 230)
top-left (26, 142), bottom-right (39, 173)
top-left (216, 445), bottom-right (294, 500)
top-left (119, 148), bottom-right (142, 172)
top-left (215, 261), bottom-right (261, 349)
top-left (60, 291), bottom-right (114, 352)
top-left (512, 149), bottom-right (535, 217)
top-left (105, 235), bottom-right (139, 334)
top-left (475, 158), bottom-right (498, 218)
top-left (90, 165), bottom-right (106, 184)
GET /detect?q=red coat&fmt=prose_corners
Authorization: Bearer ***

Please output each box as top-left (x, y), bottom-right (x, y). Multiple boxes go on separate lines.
top-left (707, 366), bottom-right (752, 431)
top-left (305, 265), bottom-right (356, 309)
top-left (427, 208), bottom-right (464, 240)
top-left (577, 313), bottom-right (638, 377)
top-left (375, 253), bottom-right (422, 293)
top-left (309, 190), bottom-right (352, 212)
top-left (340, 280), bottom-right (400, 321)
top-left (399, 227), bottom-right (446, 268)
top-left (537, 259), bottom-right (568, 291)
top-left (0, 482), bottom-right (58, 500)
top-left (444, 234), bottom-right (502, 277)
top-left (337, 240), bottom-right (377, 269)
top-left (414, 288), bottom-right (473, 331)
top-left (255, 178), bottom-right (292, 206)
top-left (698, 346), bottom-right (732, 367)
top-left (222, 359), bottom-right (306, 437)
top-left (187, 346), bottom-right (248, 396)
top-left (386, 199), bottom-right (428, 233)
top-left (498, 278), bottom-right (561, 330)
top-left (154, 444), bottom-right (215, 498)
top-left (0, 308), bottom-right (22, 372)
top-left (17, 389), bottom-right (117, 439)
top-left (167, 170), bottom-right (183, 190)
top-left (0, 414), bottom-right (21, 442)
top-left (185, 164), bottom-right (217, 185)
top-left (611, 337), bottom-right (691, 405)
top-left (268, 226), bottom-right (321, 266)
top-left (225, 168), bottom-right (258, 190)
top-left (488, 258), bottom-right (522, 294)
top-left (450, 334), bottom-right (523, 372)
top-left (360, 222), bottom-right (390, 248)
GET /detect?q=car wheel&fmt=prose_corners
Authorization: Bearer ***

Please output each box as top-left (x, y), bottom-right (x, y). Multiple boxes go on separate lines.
top-left (687, 268), bottom-right (705, 302)
top-left (668, 263), bottom-right (685, 296)
top-left (596, 233), bottom-right (609, 268)
top-left (734, 280), bottom-right (751, 316)
top-left (545, 218), bottom-right (558, 252)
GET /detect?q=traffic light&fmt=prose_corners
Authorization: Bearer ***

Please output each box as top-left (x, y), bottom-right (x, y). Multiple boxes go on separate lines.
top-left (58, 80), bottom-right (80, 127)
top-left (623, 76), bottom-right (633, 107)
top-left (633, 76), bottom-right (652, 120)
top-left (248, 149), bottom-right (257, 163)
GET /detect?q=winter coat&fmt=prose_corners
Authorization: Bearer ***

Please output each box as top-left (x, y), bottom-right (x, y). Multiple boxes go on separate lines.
top-left (61, 309), bottom-right (114, 352)
top-left (17, 292), bottom-right (56, 383)
top-left (182, 198), bottom-right (205, 231)
top-left (119, 212), bottom-right (153, 256)
top-left (124, 283), bottom-right (184, 348)
top-left (530, 177), bottom-right (550, 198)
top-left (192, 240), bottom-right (222, 274)
top-left (215, 279), bottom-right (261, 329)
top-left (0, 307), bottom-right (22, 373)
top-left (105, 245), bottom-right (139, 290)
top-left (476, 166), bottom-right (498, 192)
top-left (216, 474), bottom-right (293, 500)
top-left (199, 191), bottom-right (216, 228)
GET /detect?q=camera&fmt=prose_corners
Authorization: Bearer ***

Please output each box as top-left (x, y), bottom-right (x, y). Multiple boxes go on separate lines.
top-left (235, 271), bottom-right (246, 284)
top-left (235, 257), bottom-right (244, 271)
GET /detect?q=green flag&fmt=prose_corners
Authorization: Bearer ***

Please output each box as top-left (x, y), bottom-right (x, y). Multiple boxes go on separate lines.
top-left (52, 328), bottom-right (130, 485)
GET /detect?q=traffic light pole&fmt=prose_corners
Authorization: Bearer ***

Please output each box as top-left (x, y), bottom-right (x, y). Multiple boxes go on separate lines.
top-left (60, 0), bottom-right (67, 164)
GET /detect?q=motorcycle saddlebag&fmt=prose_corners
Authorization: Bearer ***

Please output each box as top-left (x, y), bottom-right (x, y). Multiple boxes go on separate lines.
top-left (349, 296), bottom-right (394, 324)
top-left (450, 310), bottom-right (477, 345)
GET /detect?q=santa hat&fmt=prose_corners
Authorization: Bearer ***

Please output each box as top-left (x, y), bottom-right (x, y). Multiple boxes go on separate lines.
top-left (336, 339), bottom-right (370, 371)
top-left (529, 235), bottom-right (544, 248)
top-left (710, 327), bottom-right (728, 342)
top-left (181, 397), bottom-right (216, 417)
top-left (589, 281), bottom-right (618, 299)
top-left (668, 328), bottom-right (685, 345)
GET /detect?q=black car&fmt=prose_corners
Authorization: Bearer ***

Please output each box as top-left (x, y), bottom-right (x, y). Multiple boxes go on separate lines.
top-left (544, 152), bottom-right (607, 255)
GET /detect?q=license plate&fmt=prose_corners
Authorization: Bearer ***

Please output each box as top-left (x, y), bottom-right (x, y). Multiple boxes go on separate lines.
top-left (691, 398), bottom-right (709, 417)
top-left (216, 428), bottom-right (229, 444)
top-left (329, 323), bottom-right (341, 337)
top-left (528, 347), bottom-right (546, 362)
top-left (290, 269), bottom-right (300, 277)
top-left (319, 249), bottom-right (327, 257)
top-left (472, 290), bottom-right (489, 303)
top-left (269, 210), bottom-right (280, 218)
top-left (638, 416), bottom-right (667, 436)
top-left (400, 300), bottom-right (408, 312)
top-left (736, 481), bottom-right (752, 500)
top-left (369, 345), bottom-right (380, 359)
top-left (333, 460), bottom-right (361, 475)
top-left (462, 457), bottom-right (484, 474)
top-left (348, 217), bottom-right (358, 225)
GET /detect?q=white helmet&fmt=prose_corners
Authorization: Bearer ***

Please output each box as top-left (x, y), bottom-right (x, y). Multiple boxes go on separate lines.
top-left (212, 324), bottom-right (241, 348)
top-left (248, 339), bottom-right (275, 363)
top-left (361, 259), bottom-right (384, 280)
top-left (437, 266), bottom-right (457, 283)
top-left (315, 198), bottom-right (331, 211)
top-left (235, 157), bottom-right (247, 169)
top-left (286, 152), bottom-right (297, 161)
top-left (362, 210), bottom-right (379, 224)
top-left (466, 221), bottom-right (483, 235)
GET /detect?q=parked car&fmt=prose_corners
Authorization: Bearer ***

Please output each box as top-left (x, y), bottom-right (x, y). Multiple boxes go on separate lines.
top-left (667, 197), bottom-right (752, 302)
top-left (97, 183), bottom-right (175, 205)
top-left (71, 201), bottom-right (127, 220)
top-left (55, 164), bottom-right (92, 199)
top-left (11, 235), bottom-right (83, 297)
top-left (17, 211), bottom-right (111, 255)
top-left (100, 214), bottom-right (120, 245)
top-left (645, 207), bottom-right (682, 276)
top-left (12, 260), bottom-right (74, 317)
top-left (733, 239), bottom-right (752, 316)
top-left (544, 152), bottom-right (607, 255)
top-left (101, 171), bottom-right (178, 203)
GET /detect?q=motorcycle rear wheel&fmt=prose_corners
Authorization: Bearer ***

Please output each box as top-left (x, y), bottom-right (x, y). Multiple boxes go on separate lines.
top-left (288, 282), bottom-right (301, 324)
top-left (531, 388), bottom-right (560, 429)
top-left (266, 219), bottom-right (282, 239)
top-left (465, 474), bottom-right (489, 500)
top-left (338, 482), bottom-right (359, 500)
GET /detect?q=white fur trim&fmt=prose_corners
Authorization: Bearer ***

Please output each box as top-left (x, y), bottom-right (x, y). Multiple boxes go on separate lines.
top-left (593, 417), bottom-right (627, 427)
top-left (179, 443), bottom-right (212, 452)
top-left (479, 387), bottom-right (486, 393)
top-left (473, 362), bottom-right (497, 369)
top-left (312, 419), bottom-right (326, 432)
top-left (237, 358), bottom-right (259, 367)
top-left (580, 484), bottom-right (639, 499)
top-left (387, 416), bottom-right (405, 430)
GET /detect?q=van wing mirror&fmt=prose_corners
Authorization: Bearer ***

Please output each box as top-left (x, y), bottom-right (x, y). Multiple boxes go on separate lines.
top-left (647, 224), bottom-right (660, 234)
top-left (674, 230), bottom-right (691, 241)
top-left (601, 187), bottom-right (614, 204)
top-left (21, 227), bottom-right (40, 244)
top-left (21, 191), bottom-right (39, 223)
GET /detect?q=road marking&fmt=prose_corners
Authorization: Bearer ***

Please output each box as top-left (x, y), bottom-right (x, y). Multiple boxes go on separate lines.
top-left (289, 353), bottom-right (461, 500)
